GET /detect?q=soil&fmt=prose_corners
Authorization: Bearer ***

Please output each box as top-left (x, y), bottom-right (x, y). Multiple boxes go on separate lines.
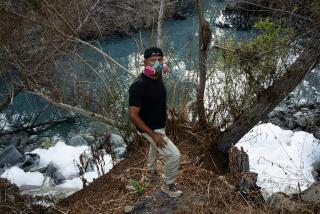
top-left (1, 118), bottom-right (318, 213)
top-left (54, 122), bottom-right (272, 214)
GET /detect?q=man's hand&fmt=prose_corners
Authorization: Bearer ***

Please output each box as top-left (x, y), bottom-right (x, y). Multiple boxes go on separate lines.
top-left (149, 132), bottom-right (167, 148)
top-left (129, 107), bottom-right (167, 148)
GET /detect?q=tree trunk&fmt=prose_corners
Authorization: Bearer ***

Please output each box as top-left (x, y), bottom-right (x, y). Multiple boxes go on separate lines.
top-left (216, 31), bottom-right (320, 153)
top-left (157, 0), bottom-right (165, 49)
top-left (196, 0), bottom-right (212, 125)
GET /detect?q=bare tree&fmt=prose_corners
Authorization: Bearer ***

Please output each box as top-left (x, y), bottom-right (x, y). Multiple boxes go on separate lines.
top-left (216, 30), bottom-right (320, 153)
top-left (196, 0), bottom-right (212, 125)
top-left (157, 0), bottom-right (166, 49)
top-left (206, 0), bottom-right (320, 164)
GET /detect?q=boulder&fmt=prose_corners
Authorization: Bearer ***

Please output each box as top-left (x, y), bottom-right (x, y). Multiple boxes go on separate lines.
top-left (109, 134), bottom-right (127, 150)
top-left (0, 145), bottom-right (23, 168)
top-left (267, 100), bottom-right (320, 139)
top-left (300, 183), bottom-right (320, 204)
top-left (113, 147), bottom-right (126, 160)
top-left (17, 153), bottom-right (40, 171)
top-left (43, 162), bottom-right (65, 185)
top-left (68, 135), bottom-right (89, 147)
top-left (267, 192), bottom-right (300, 213)
top-left (81, 134), bottom-right (96, 144)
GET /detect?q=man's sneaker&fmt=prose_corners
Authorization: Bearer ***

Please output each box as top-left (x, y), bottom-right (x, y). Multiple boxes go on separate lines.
top-left (160, 183), bottom-right (183, 198)
top-left (145, 170), bottom-right (160, 182)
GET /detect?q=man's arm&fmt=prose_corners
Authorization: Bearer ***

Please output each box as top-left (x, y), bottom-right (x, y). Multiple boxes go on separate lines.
top-left (128, 106), bottom-right (166, 148)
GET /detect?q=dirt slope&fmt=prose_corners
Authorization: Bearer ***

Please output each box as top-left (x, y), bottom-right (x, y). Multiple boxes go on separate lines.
top-left (55, 125), bottom-right (274, 214)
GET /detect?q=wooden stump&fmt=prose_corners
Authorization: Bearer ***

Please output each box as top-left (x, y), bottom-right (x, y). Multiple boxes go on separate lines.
top-left (228, 146), bottom-right (264, 204)
top-left (228, 146), bottom-right (249, 174)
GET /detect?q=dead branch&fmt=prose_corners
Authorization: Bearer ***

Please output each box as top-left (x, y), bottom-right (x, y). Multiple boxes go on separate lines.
top-left (0, 116), bottom-right (74, 137)
top-left (27, 90), bottom-right (120, 127)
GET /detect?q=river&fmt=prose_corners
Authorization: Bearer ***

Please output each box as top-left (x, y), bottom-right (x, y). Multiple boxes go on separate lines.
top-left (0, 0), bottom-right (319, 199)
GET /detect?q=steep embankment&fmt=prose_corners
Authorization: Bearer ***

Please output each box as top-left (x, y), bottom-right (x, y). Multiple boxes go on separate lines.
top-left (54, 125), bottom-right (269, 214)
top-left (54, 118), bottom-right (320, 214)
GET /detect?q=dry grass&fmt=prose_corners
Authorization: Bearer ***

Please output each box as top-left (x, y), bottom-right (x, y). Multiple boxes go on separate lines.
top-left (0, 115), bottom-right (319, 214)
top-left (54, 116), bottom-right (319, 214)
top-left (0, 178), bottom-right (53, 214)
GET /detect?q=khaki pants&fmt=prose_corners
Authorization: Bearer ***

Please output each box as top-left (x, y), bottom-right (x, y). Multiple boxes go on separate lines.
top-left (140, 128), bottom-right (180, 185)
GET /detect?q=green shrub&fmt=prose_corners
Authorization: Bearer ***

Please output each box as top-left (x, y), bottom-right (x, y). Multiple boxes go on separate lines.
top-left (130, 178), bottom-right (149, 194)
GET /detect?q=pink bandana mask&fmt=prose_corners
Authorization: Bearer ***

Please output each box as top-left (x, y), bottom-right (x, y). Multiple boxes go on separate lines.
top-left (144, 63), bottom-right (168, 77)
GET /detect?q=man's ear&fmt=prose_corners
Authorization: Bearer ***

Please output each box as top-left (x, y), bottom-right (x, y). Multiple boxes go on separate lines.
top-left (143, 59), bottom-right (147, 66)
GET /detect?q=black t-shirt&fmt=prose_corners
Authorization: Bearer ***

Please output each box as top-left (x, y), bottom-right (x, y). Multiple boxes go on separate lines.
top-left (129, 73), bottom-right (167, 132)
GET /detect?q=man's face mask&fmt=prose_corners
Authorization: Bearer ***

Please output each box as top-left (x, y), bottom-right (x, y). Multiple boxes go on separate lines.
top-left (144, 59), bottom-right (168, 79)
top-left (152, 60), bottom-right (163, 78)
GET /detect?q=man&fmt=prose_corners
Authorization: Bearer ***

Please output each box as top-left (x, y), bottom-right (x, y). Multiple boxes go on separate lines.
top-left (128, 47), bottom-right (183, 198)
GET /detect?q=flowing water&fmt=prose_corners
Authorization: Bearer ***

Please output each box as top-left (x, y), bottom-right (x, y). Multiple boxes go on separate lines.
top-left (3, 1), bottom-right (318, 137)
top-left (0, 0), bottom-right (319, 197)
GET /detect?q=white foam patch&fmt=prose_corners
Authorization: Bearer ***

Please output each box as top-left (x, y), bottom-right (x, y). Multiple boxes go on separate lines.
top-left (1, 166), bottom-right (44, 187)
top-left (237, 123), bottom-right (320, 196)
top-left (31, 141), bottom-right (89, 178)
top-left (58, 155), bottom-right (113, 189)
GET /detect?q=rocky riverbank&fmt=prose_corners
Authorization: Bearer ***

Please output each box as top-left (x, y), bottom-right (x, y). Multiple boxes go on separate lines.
top-left (266, 95), bottom-right (320, 140)
top-left (0, 129), bottom-right (128, 198)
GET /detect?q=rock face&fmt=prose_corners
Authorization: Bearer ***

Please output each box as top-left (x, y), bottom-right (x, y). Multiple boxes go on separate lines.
top-left (79, 0), bottom-right (196, 40)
